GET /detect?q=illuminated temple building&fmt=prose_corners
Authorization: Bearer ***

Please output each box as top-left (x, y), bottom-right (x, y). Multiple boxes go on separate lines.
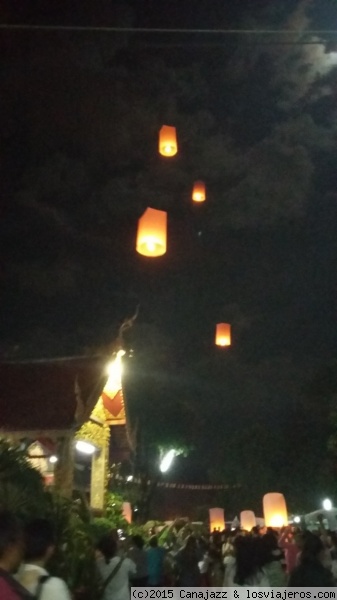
top-left (0, 349), bottom-right (131, 510)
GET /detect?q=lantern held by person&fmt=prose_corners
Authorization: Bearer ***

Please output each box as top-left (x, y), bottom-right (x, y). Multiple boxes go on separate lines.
top-left (192, 181), bottom-right (206, 202)
top-left (263, 493), bottom-right (288, 528)
top-left (122, 502), bottom-right (132, 524)
top-left (159, 125), bottom-right (178, 157)
top-left (215, 323), bottom-right (231, 347)
top-left (136, 207), bottom-right (167, 257)
top-left (240, 510), bottom-right (257, 531)
top-left (209, 507), bottom-right (225, 532)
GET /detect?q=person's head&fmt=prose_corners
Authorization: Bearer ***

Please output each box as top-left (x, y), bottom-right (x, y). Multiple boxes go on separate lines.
top-left (294, 530), bottom-right (306, 549)
top-left (149, 535), bottom-right (158, 548)
top-left (131, 535), bottom-right (145, 550)
top-left (183, 534), bottom-right (197, 554)
top-left (258, 531), bottom-right (282, 567)
top-left (224, 532), bottom-right (235, 544)
top-left (264, 530), bottom-right (279, 551)
top-left (300, 532), bottom-right (325, 564)
top-left (234, 535), bottom-right (259, 585)
top-left (212, 531), bottom-right (222, 548)
top-left (96, 535), bottom-right (118, 564)
top-left (24, 519), bottom-right (55, 565)
top-left (0, 511), bottom-right (24, 573)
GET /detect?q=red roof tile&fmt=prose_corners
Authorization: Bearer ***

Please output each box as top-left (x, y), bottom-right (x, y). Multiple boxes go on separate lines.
top-left (0, 357), bottom-right (108, 432)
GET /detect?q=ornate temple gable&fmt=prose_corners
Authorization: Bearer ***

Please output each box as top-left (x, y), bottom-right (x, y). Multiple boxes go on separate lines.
top-left (75, 349), bottom-right (126, 450)
top-left (0, 343), bottom-right (134, 507)
top-left (101, 350), bottom-right (126, 426)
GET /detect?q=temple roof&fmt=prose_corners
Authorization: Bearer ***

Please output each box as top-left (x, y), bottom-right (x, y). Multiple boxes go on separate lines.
top-left (0, 356), bottom-right (108, 432)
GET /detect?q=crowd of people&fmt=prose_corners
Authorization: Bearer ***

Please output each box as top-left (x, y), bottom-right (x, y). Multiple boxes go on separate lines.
top-left (96, 523), bottom-right (337, 596)
top-left (1, 509), bottom-right (337, 600)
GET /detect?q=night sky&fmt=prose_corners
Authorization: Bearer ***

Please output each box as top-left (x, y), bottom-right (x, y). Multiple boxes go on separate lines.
top-left (2, 0), bottom-right (337, 513)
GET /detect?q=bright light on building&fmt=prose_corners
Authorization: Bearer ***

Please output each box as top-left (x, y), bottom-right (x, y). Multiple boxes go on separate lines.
top-left (127, 475), bottom-right (133, 482)
top-left (49, 455), bottom-right (58, 464)
top-left (75, 440), bottom-right (96, 455)
top-left (160, 449), bottom-right (176, 473)
top-left (293, 516), bottom-right (301, 524)
top-left (105, 350), bottom-right (126, 393)
top-left (323, 498), bottom-right (333, 511)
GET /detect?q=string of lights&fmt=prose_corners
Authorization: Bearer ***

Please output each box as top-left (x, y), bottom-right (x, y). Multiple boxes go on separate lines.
top-left (113, 472), bottom-right (240, 490)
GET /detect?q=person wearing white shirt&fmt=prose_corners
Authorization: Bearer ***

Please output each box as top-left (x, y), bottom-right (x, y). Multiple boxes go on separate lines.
top-left (96, 535), bottom-right (136, 600)
top-left (17, 518), bottom-right (71, 600)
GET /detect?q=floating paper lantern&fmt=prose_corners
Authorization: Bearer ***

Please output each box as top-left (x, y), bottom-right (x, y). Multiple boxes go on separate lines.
top-left (192, 181), bottom-right (206, 202)
top-left (240, 510), bottom-right (257, 531)
top-left (122, 502), bottom-right (132, 524)
top-left (215, 323), bottom-right (231, 347)
top-left (209, 507), bottom-right (225, 532)
top-left (159, 125), bottom-right (178, 157)
top-left (136, 207), bottom-right (167, 257)
top-left (263, 493), bottom-right (288, 528)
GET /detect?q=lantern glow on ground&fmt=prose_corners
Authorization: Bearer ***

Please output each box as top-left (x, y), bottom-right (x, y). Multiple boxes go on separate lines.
top-left (215, 323), bottom-right (231, 347)
top-left (192, 180), bottom-right (206, 202)
top-left (136, 207), bottom-right (167, 257)
top-left (159, 125), bottom-right (178, 157)
top-left (263, 492), bottom-right (288, 527)
top-left (209, 507), bottom-right (225, 532)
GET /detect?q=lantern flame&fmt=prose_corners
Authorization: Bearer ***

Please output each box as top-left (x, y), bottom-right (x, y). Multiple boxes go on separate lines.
top-left (215, 323), bottom-right (231, 347)
top-left (145, 239), bottom-right (156, 253)
top-left (136, 207), bottom-right (167, 257)
top-left (159, 125), bottom-right (178, 157)
top-left (192, 181), bottom-right (206, 203)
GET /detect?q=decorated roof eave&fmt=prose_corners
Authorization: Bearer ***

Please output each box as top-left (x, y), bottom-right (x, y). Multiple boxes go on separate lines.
top-left (2, 429), bottom-right (73, 440)
top-left (120, 383), bottom-right (137, 454)
top-left (73, 368), bottom-right (109, 428)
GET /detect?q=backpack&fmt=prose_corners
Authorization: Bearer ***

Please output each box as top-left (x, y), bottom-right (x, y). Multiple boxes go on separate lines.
top-left (0, 568), bottom-right (34, 599)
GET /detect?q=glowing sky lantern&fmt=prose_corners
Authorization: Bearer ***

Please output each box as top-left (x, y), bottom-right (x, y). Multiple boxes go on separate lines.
top-left (159, 125), bottom-right (178, 157)
top-left (209, 507), bottom-right (225, 532)
top-left (136, 207), bottom-right (167, 257)
top-left (215, 323), bottom-right (231, 347)
top-left (263, 493), bottom-right (288, 528)
top-left (240, 510), bottom-right (257, 531)
top-left (192, 180), bottom-right (206, 202)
